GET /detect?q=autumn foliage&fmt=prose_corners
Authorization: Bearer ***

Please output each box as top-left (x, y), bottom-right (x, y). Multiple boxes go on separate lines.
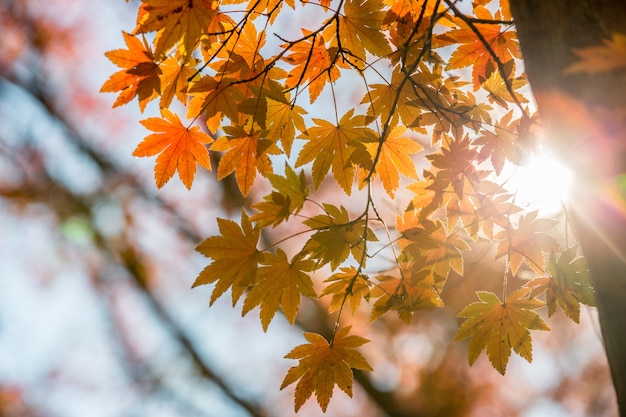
top-left (101, 0), bottom-right (609, 412)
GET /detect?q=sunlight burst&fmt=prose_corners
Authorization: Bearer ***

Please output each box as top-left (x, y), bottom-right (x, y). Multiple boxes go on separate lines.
top-left (504, 153), bottom-right (573, 214)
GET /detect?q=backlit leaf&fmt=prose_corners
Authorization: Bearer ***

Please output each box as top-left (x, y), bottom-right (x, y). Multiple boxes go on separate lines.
top-left (495, 211), bottom-right (559, 275)
top-left (365, 126), bottom-right (421, 197)
top-left (454, 287), bottom-right (549, 374)
top-left (193, 211), bottom-right (263, 306)
top-left (101, 32), bottom-right (161, 112)
top-left (526, 246), bottom-right (595, 322)
top-left (242, 249), bottom-right (317, 331)
top-left (441, 6), bottom-right (519, 89)
top-left (281, 326), bottom-right (372, 412)
top-left (296, 110), bottom-right (375, 194)
top-left (134, 0), bottom-right (227, 59)
top-left (321, 266), bottom-right (371, 314)
top-left (338, 0), bottom-right (391, 63)
top-left (211, 124), bottom-right (275, 196)
top-left (133, 109), bottom-right (212, 189)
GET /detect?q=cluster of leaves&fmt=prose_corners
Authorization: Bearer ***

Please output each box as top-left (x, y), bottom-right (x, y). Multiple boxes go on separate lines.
top-left (102, 0), bottom-right (596, 412)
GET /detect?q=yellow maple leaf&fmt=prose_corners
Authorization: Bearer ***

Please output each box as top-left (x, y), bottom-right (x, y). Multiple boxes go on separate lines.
top-left (338, 0), bottom-right (391, 64)
top-left (193, 211), bottom-right (263, 306)
top-left (251, 164), bottom-right (309, 227)
top-left (133, 109), bottom-right (212, 189)
top-left (566, 32), bottom-right (626, 74)
top-left (296, 110), bottom-right (375, 194)
top-left (303, 204), bottom-right (377, 270)
top-left (481, 71), bottom-right (528, 109)
top-left (101, 31), bottom-right (161, 112)
top-left (321, 266), bottom-right (371, 314)
top-left (242, 249), bottom-right (317, 331)
top-left (265, 97), bottom-right (307, 156)
top-left (281, 326), bottom-right (372, 412)
top-left (454, 288), bottom-right (549, 374)
top-left (525, 246), bottom-right (595, 323)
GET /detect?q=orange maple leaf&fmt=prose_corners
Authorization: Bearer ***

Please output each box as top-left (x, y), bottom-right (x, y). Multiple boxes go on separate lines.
top-left (133, 109), bottom-right (213, 189)
top-left (454, 288), bottom-right (549, 374)
top-left (187, 76), bottom-right (244, 133)
top-left (134, 0), bottom-right (227, 59)
top-left (365, 126), bottom-right (422, 197)
top-left (211, 123), bottom-right (276, 196)
top-left (101, 31), bottom-right (161, 112)
top-left (158, 54), bottom-right (198, 109)
top-left (283, 31), bottom-right (341, 103)
top-left (281, 326), bottom-right (372, 412)
top-left (442, 6), bottom-right (519, 89)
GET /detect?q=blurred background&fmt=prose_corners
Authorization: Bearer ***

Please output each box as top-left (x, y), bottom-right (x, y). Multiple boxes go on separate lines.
top-left (0, 0), bottom-right (619, 416)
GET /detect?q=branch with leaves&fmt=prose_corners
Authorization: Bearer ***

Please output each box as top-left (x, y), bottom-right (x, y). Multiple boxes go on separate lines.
top-left (102, 0), bottom-right (598, 412)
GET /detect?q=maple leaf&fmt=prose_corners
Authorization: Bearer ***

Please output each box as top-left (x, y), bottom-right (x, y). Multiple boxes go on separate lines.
top-left (566, 32), bottom-right (626, 74)
top-left (280, 326), bottom-right (372, 412)
top-left (441, 6), bottom-right (520, 89)
top-left (496, 211), bottom-right (560, 275)
top-left (134, 0), bottom-right (226, 59)
top-left (303, 204), bottom-right (377, 270)
top-left (477, 192), bottom-right (520, 240)
top-left (251, 164), bottom-right (309, 227)
top-left (338, 0), bottom-right (391, 64)
top-left (158, 54), bottom-right (198, 109)
top-left (365, 126), bottom-right (422, 197)
top-left (265, 97), bottom-right (307, 156)
top-left (321, 266), bottom-right (371, 314)
top-left (481, 71), bottom-right (528, 109)
top-left (423, 222), bottom-right (470, 282)
top-left (193, 211), bottom-right (263, 306)
top-left (283, 31), bottom-right (341, 103)
top-left (211, 123), bottom-right (276, 196)
top-left (370, 261), bottom-right (443, 323)
top-left (187, 76), bottom-right (244, 133)
top-left (426, 136), bottom-right (480, 199)
top-left (363, 69), bottom-right (424, 131)
top-left (133, 109), bottom-right (212, 189)
top-left (454, 288), bottom-right (549, 374)
top-left (474, 110), bottom-right (520, 175)
top-left (296, 110), bottom-right (375, 194)
top-left (242, 249), bottom-right (317, 331)
top-left (101, 32), bottom-right (161, 112)
top-left (526, 246), bottom-right (595, 323)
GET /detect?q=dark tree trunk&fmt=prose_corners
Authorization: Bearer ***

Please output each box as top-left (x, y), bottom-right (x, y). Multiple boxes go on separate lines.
top-left (509, 1), bottom-right (626, 415)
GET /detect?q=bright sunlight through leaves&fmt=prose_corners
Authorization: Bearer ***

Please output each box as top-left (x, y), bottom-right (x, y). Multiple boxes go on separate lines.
top-left (504, 152), bottom-right (573, 214)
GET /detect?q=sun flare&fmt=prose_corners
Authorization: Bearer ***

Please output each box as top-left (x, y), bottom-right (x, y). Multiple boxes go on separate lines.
top-left (504, 153), bottom-right (573, 214)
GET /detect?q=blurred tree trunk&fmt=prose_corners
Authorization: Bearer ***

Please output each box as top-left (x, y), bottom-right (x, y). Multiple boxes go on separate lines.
top-left (509, 1), bottom-right (626, 415)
